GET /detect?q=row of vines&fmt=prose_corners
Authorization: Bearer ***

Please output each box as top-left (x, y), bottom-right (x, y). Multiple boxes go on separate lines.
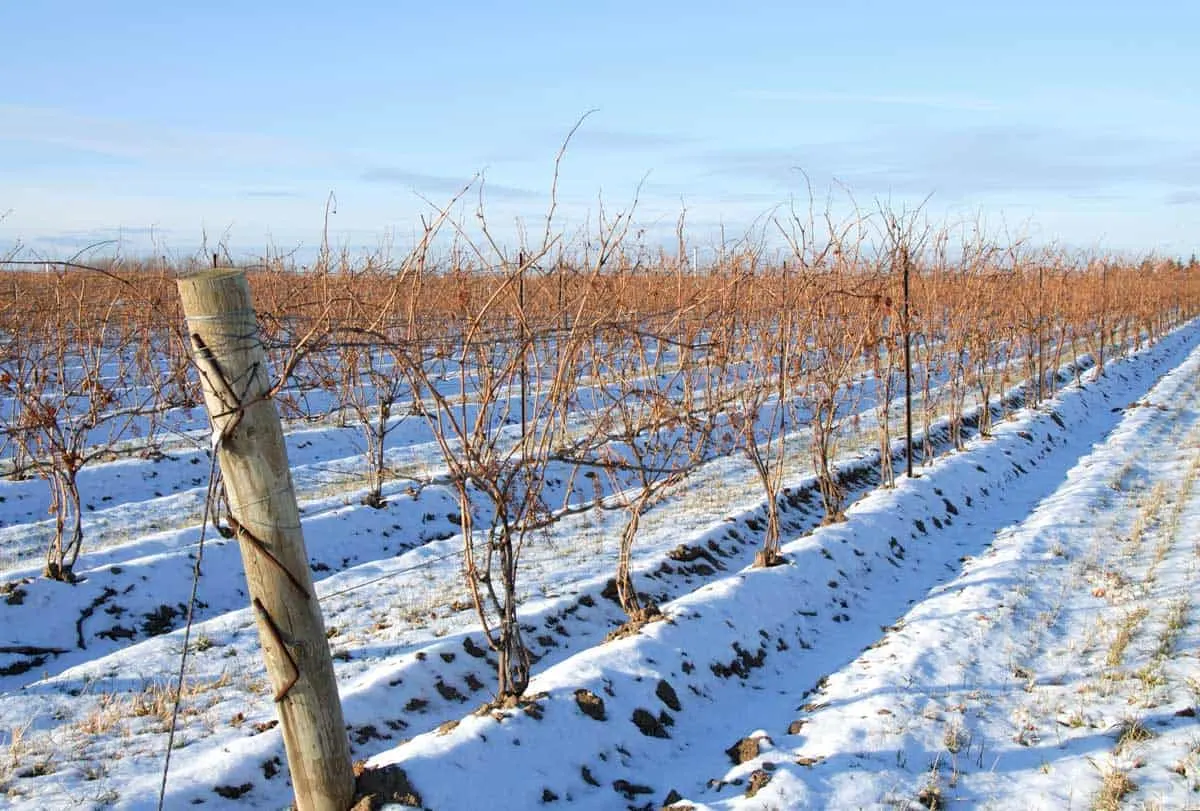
top-left (1, 205), bottom-right (1198, 700)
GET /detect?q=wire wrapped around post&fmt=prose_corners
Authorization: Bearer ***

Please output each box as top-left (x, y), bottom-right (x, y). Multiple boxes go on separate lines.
top-left (176, 268), bottom-right (354, 811)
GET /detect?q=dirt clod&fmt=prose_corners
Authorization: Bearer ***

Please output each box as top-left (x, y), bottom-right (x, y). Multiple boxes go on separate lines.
top-left (2, 583), bottom-right (27, 605)
top-left (575, 689), bottom-right (607, 721)
top-left (745, 768), bottom-right (771, 798)
top-left (612, 778), bottom-right (654, 800)
top-left (710, 643), bottom-right (767, 679)
top-left (726, 736), bottom-right (762, 765)
top-left (604, 604), bottom-right (665, 642)
top-left (213, 782), bottom-right (253, 799)
top-left (142, 603), bottom-right (184, 637)
top-left (663, 787), bottom-right (697, 808)
top-left (655, 679), bottom-right (681, 712)
top-left (353, 724), bottom-right (386, 745)
top-left (435, 679), bottom-right (466, 703)
top-left (352, 763), bottom-right (422, 809)
top-left (261, 757), bottom-right (281, 779)
top-left (632, 707), bottom-right (670, 738)
top-left (600, 578), bottom-right (621, 603)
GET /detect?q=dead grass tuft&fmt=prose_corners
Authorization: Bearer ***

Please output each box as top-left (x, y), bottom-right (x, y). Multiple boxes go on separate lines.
top-left (1105, 607), bottom-right (1149, 668)
top-left (1092, 762), bottom-right (1135, 811)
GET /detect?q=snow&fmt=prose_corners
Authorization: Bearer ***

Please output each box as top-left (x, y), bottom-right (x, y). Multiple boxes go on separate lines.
top-left (1, 321), bottom-right (1198, 810)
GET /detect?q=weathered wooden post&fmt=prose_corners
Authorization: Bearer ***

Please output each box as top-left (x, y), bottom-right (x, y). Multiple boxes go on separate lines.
top-left (902, 244), bottom-right (915, 479)
top-left (177, 269), bottom-right (354, 811)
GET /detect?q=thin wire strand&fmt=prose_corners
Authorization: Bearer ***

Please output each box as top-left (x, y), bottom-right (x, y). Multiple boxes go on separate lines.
top-left (318, 547), bottom-right (465, 602)
top-left (158, 444), bottom-right (221, 811)
top-left (183, 310), bottom-right (258, 323)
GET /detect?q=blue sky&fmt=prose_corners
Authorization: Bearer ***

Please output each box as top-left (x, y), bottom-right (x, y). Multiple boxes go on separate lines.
top-left (2, 0), bottom-right (1197, 262)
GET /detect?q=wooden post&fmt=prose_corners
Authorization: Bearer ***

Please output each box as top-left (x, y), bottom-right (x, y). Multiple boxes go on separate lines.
top-left (902, 246), bottom-right (914, 479)
top-left (177, 269), bottom-right (354, 811)
top-left (518, 251), bottom-right (528, 441)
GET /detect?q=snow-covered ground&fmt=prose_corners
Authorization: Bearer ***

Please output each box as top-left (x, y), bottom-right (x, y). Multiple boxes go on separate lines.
top-left (1, 321), bottom-right (1198, 810)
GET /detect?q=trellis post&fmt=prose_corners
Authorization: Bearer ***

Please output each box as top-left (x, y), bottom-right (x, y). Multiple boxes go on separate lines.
top-left (177, 268), bottom-right (354, 811)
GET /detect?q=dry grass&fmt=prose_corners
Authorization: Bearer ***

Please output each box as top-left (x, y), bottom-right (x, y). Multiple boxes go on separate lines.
top-left (1, 720), bottom-right (33, 787)
top-left (1129, 483), bottom-right (1167, 545)
top-left (74, 692), bottom-right (126, 736)
top-left (71, 671), bottom-right (235, 741)
top-left (1106, 607), bottom-right (1150, 668)
top-left (0, 668), bottom-right (263, 802)
top-left (1091, 761), bottom-right (1136, 810)
top-left (943, 718), bottom-right (970, 755)
top-left (1113, 716), bottom-right (1155, 756)
top-left (1155, 598), bottom-right (1190, 658)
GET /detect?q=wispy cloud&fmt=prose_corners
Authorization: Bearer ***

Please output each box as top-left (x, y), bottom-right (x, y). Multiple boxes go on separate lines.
top-left (3, 226), bottom-right (176, 255)
top-left (360, 168), bottom-right (539, 200)
top-left (743, 89), bottom-right (1002, 113)
top-left (1166, 190), bottom-right (1200, 205)
top-left (694, 125), bottom-right (1200, 200)
top-left (241, 189), bottom-right (304, 199)
top-left (571, 127), bottom-right (694, 151)
top-left (0, 105), bottom-right (334, 168)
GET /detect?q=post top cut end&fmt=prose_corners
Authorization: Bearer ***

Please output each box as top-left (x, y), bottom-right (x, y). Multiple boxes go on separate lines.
top-left (177, 267), bottom-right (244, 282)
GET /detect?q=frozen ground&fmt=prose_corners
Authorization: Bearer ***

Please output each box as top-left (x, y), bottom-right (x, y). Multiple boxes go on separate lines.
top-left (0, 321), bottom-right (1197, 810)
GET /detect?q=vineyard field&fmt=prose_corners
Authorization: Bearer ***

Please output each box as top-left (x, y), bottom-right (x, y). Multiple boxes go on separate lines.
top-left (0, 246), bottom-right (1197, 809)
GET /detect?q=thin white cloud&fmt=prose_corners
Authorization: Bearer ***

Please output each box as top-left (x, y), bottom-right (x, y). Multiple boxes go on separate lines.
top-left (360, 168), bottom-right (539, 200)
top-left (0, 104), bottom-right (340, 168)
top-left (571, 128), bottom-right (695, 151)
top-left (1166, 190), bottom-right (1200, 205)
top-left (240, 189), bottom-right (305, 199)
top-left (743, 89), bottom-right (1001, 113)
top-left (695, 125), bottom-right (1200, 199)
